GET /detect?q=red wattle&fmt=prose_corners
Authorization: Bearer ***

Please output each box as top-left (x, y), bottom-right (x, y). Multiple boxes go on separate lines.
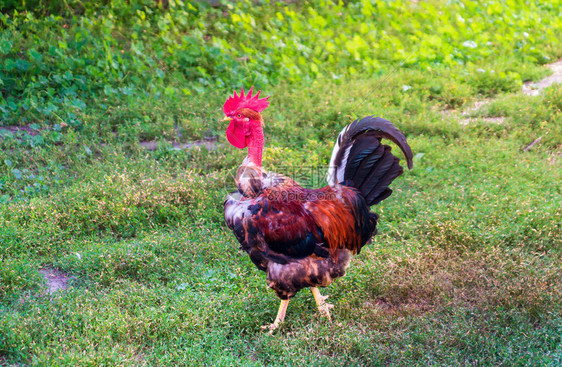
top-left (226, 121), bottom-right (248, 149)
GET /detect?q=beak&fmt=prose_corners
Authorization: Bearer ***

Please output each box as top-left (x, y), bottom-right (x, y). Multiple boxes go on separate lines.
top-left (222, 116), bottom-right (232, 122)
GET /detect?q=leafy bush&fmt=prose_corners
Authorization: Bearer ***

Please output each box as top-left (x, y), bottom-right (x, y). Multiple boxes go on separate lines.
top-left (1, 0), bottom-right (560, 129)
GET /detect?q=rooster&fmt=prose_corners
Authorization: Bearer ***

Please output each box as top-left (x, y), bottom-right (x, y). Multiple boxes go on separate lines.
top-left (223, 87), bottom-right (413, 331)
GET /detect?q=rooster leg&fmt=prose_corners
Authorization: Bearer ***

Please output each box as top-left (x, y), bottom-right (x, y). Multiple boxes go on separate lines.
top-left (311, 287), bottom-right (333, 321)
top-left (261, 299), bottom-right (289, 332)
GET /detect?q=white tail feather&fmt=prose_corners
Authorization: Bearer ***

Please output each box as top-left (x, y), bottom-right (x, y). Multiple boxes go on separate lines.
top-left (327, 125), bottom-right (350, 186)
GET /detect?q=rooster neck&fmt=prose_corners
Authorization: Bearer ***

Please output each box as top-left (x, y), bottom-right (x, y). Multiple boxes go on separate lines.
top-left (236, 119), bottom-right (264, 198)
top-left (246, 120), bottom-right (264, 168)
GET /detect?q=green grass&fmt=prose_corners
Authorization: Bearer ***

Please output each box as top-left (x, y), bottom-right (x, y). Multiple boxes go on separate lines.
top-left (1, 0), bottom-right (561, 365)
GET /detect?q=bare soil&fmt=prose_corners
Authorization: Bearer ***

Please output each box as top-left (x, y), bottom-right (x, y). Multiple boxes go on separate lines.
top-left (139, 137), bottom-right (218, 151)
top-left (522, 59), bottom-right (562, 96)
top-left (460, 59), bottom-right (562, 125)
top-left (38, 268), bottom-right (70, 294)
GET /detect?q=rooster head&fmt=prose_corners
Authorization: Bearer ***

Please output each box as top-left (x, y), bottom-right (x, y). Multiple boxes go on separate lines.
top-left (223, 87), bottom-right (269, 149)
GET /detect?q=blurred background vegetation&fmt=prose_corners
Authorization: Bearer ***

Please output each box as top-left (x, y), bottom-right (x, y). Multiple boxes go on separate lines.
top-left (1, 0), bottom-right (560, 130)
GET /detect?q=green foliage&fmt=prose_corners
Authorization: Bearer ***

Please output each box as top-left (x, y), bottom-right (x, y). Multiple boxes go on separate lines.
top-left (1, 0), bottom-right (561, 130)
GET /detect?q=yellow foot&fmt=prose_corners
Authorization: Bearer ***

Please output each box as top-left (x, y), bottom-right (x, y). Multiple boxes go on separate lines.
top-left (260, 322), bottom-right (280, 333)
top-left (262, 299), bottom-right (289, 333)
top-left (311, 287), bottom-right (333, 321)
top-left (318, 300), bottom-right (334, 320)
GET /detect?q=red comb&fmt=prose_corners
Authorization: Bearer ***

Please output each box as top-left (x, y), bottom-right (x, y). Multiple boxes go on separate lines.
top-left (223, 87), bottom-right (270, 116)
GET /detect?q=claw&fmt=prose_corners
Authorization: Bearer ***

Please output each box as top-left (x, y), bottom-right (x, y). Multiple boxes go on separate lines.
top-left (318, 302), bottom-right (333, 320)
top-left (311, 287), bottom-right (333, 321)
top-left (263, 299), bottom-right (289, 333)
top-left (318, 301), bottom-right (334, 319)
top-left (261, 323), bottom-right (279, 333)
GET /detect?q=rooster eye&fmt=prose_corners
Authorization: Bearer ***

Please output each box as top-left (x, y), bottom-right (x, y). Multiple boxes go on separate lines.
top-left (237, 114), bottom-right (241, 118)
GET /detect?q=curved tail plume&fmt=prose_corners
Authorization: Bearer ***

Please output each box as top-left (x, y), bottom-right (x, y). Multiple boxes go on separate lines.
top-left (327, 116), bottom-right (413, 206)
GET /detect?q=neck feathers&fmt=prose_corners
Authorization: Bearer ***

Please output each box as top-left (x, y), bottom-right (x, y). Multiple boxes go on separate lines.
top-left (244, 115), bottom-right (264, 167)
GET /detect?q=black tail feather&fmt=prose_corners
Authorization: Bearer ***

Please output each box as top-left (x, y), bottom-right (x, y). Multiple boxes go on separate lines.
top-left (330, 116), bottom-right (413, 206)
top-left (364, 156), bottom-right (403, 205)
top-left (343, 116), bottom-right (413, 169)
top-left (357, 145), bottom-right (394, 195)
top-left (345, 135), bottom-right (385, 189)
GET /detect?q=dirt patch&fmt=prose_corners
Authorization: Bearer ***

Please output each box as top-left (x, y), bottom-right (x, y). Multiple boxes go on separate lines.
top-left (464, 100), bottom-right (491, 114)
top-left (139, 137), bottom-right (218, 151)
top-left (39, 268), bottom-right (70, 294)
top-left (458, 99), bottom-right (504, 125)
top-left (459, 116), bottom-right (505, 126)
top-left (458, 59), bottom-right (562, 124)
top-left (0, 124), bottom-right (219, 153)
top-left (0, 125), bottom-right (41, 136)
top-left (523, 59), bottom-right (562, 96)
